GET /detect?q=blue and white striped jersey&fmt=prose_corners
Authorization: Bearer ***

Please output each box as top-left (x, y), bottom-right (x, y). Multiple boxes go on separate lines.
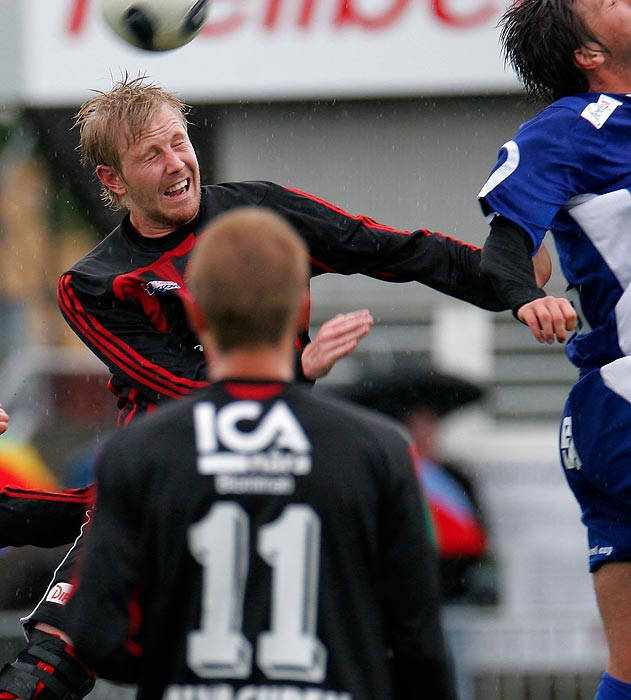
top-left (479, 93), bottom-right (631, 370)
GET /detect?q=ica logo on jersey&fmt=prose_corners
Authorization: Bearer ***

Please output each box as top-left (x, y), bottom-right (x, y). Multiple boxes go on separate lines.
top-left (194, 400), bottom-right (312, 476)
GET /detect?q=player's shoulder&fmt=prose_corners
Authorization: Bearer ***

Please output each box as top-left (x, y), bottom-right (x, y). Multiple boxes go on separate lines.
top-left (528, 93), bottom-right (631, 131)
top-left (111, 383), bottom-right (410, 455)
top-left (64, 222), bottom-right (128, 277)
top-left (202, 181), bottom-right (274, 210)
top-left (94, 396), bottom-right (196, 493)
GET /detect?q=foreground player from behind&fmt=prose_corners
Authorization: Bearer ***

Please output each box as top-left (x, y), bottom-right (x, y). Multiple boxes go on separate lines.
top-left (478, 1), bottom-right (631, 698)
top-left (65, 207), bottom-right (457, 700)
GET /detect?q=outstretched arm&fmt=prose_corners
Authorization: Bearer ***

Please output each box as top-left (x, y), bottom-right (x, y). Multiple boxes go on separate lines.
top-left (252, 182), bottom-right (508, 310)
top-left (0, 484), bottom-right (95, 548)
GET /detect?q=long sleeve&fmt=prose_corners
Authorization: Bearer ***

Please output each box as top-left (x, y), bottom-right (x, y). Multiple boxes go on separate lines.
top-left (258, 182), bottom-right (508, 311)
top-left (480, 215), bottom-right (545, 314)
top-left (0, 484), bottom-right (94, 549)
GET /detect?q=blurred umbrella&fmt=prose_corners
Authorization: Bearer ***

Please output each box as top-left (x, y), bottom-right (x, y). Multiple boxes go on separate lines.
top-left (331, 357), bottom-right (486, 419)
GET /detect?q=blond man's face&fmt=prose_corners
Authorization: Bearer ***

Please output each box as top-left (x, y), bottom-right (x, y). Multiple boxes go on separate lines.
top-left (115, 105), bottom-right (201, 237)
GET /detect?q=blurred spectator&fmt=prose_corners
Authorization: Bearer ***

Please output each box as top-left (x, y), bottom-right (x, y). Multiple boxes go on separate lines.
top-left (333, 359), bottom-right (497, 605)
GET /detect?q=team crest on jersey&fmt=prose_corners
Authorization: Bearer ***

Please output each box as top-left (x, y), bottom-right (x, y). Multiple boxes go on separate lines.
top-left (581, 95), bottom-right (623, 129)
top-left (194, 400), bottom-right (312, 485)
top-left (146, 280), bottom-right (181, 295)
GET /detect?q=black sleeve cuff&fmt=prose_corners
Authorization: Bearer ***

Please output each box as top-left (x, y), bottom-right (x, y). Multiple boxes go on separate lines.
top-left (481, 216), bottom-right (545, 315)
top-left (295, 328), bottom-right (315, 386)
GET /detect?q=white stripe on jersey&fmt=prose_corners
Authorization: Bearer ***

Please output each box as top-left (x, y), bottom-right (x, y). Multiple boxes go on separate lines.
top-left (601, 356), bottom-right (631, 405)
top-left (568, 188), bottom-right (631, 354)
top-left (568, 189), bottom-right (631, 288)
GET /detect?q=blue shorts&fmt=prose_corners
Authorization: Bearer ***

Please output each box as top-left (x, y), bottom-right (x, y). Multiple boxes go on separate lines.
top-left (562, 358), bottom-right (631, 572)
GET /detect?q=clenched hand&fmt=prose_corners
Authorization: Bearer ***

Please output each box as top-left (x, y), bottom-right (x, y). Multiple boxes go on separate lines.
top-left (517, 296), bottom-right (577, 344)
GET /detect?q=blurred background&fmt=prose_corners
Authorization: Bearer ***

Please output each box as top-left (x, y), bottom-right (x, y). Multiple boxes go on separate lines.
top-left (0, 1), bottom-right (601, 698)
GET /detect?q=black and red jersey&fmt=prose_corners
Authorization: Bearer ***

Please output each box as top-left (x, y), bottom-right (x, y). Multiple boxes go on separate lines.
top-left (65, 380), bottom-right (455, 700)
top-left (58, 181), bottom-right (505, 426)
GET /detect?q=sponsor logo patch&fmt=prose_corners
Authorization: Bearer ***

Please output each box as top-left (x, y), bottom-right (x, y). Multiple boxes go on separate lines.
top-left (146, 280), bottom-right (181, 295)
top-left (581, 94), bottom-right (622, 129)
top-left (46, 582), bottom-right (74, 606)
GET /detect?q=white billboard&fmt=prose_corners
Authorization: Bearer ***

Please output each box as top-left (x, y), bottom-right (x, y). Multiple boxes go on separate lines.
top-left (16, 0), bottom-right (519, 105)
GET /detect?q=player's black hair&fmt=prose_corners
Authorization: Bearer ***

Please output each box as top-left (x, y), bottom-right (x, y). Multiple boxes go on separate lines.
top-left (499, 0), bottom-right (598, 102)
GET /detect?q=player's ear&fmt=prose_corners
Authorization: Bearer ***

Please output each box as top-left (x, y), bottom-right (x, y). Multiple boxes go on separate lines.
top-left (573, 43), bottom-right (605, 72)
top-left (96, 164), bottom-right (127, 196)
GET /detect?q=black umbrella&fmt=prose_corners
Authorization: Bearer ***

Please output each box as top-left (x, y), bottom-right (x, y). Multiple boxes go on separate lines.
top-left (332, 359), bottom-right (486, 420)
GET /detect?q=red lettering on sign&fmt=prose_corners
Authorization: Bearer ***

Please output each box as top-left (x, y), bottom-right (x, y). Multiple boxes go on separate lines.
top-left (432, 0), bottom-right (497, 28)
top-left (335, 0), bottom-right (408, 30)
top-left (263, 0), bottom-right (318, 29)
top-left (204, 0), bottom-right (246, 36)
top-left (298, 0), bottom-right (317, 27)
top-left (68, 0), bottom-right (88, 34)
top-left (66, 0), bottom-right (497, 36)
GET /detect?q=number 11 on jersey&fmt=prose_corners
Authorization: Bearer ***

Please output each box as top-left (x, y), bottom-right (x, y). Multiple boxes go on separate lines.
top-left (188, 502), bottom-right (327, 682)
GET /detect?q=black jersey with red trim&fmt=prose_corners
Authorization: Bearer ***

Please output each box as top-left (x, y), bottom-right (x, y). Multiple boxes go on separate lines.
top-left (65, 380), bottom-right (455, 700)
top-left (58, 181), bottom-right (505, 427)
top-left (0, 484), bottom-right (94, 549)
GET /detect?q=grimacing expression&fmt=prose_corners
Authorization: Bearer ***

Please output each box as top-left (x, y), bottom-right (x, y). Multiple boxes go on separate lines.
top-left (113, 105), bottom-right (201, 236)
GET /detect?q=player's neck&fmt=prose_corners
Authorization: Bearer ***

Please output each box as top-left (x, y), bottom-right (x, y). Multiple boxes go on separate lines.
top-left (208, 346), bottom-right (295, 383)
top-left (585, 69), bottom-right (631, 95)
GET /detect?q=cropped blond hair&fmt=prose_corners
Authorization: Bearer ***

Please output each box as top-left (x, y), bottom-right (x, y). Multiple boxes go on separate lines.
top-left (188, 208), bottom-right (309, 351)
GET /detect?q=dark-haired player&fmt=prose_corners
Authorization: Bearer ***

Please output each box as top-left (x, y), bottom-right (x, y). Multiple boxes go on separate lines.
top-left (478, 1), bottom-right (631, 698)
